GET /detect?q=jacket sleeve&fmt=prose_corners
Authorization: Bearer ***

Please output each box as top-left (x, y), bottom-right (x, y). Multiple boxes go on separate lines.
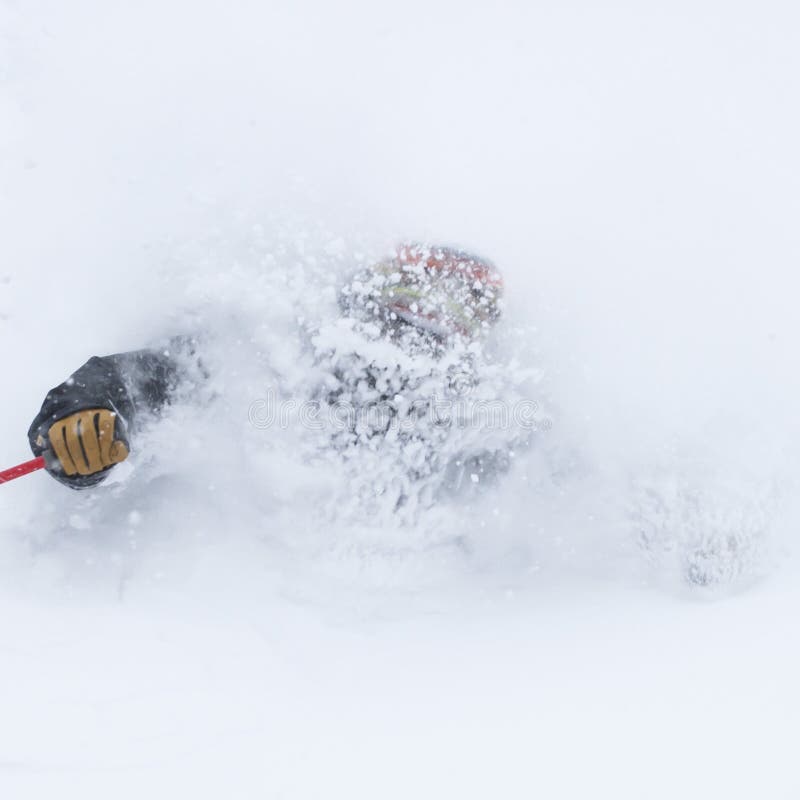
top-left (28, 344), bottom-right (190, 489)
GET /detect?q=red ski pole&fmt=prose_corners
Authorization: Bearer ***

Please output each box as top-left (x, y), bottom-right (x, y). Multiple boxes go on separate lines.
top-left (0, 456), bottom-right (46, 484)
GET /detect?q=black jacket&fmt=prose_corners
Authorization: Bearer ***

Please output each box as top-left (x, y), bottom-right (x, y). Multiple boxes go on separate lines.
top-left (28, 347), bottom-right (185, 488)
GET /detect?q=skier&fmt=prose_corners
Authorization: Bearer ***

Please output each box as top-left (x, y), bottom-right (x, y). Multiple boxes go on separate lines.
top-left (28, 244), bottom-right (509, 495)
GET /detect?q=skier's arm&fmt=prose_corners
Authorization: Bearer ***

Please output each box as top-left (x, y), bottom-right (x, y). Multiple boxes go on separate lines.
top-left (28, 347), bottom-right (185, 489)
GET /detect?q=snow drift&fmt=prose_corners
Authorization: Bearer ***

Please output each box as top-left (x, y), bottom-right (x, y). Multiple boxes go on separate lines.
top-left (1, 1), bottom-right (800, 797)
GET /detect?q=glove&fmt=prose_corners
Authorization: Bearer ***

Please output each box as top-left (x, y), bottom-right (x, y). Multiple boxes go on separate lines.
top-left (36, 408), bottom-right (130, 486)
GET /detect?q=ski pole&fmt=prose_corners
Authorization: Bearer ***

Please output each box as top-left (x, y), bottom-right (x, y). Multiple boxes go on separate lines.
top-left (0, 456), bottom-right (45, 485)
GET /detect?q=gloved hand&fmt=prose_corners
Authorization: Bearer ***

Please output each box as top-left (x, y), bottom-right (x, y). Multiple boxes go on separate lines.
top-left (35, 408), bottom-right (129, 486)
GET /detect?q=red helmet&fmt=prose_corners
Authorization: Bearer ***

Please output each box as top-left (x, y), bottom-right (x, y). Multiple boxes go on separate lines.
top-left (341, 244), bottom-right (504, 340)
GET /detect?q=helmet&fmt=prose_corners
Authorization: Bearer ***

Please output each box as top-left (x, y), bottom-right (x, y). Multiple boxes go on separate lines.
top-left (340, 244), bottom-right (504, 340)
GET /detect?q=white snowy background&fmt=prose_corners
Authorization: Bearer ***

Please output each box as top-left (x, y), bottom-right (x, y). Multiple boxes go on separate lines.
top-left (2, 1), bottom-right (800, 797)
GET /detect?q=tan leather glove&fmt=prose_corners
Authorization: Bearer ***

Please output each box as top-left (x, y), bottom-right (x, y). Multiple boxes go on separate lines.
top-left (38, 409), bottom-right (129, 478)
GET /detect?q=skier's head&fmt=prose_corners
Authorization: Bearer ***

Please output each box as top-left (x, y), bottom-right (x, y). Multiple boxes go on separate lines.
top-left (340, 244), bottom-right (504, 344)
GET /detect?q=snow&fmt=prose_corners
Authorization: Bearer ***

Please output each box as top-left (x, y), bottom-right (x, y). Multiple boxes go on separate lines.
top-left (2, 1), bottom-right (800, 797)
